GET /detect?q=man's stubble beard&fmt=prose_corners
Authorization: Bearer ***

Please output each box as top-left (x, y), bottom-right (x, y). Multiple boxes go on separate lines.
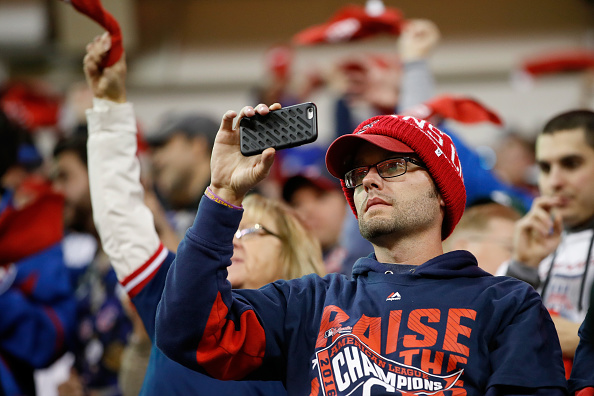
top-left (358, 186), bottom-right (440, 242)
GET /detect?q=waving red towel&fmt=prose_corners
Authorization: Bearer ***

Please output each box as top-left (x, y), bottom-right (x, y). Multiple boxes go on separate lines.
top-left (403, 95), bottom-right (503, 126)
top-left (522, 49), bottom-right (594, 76)
top-left (61, 0), bottom-right (123, 67)
top-left (293, 4), bottom-right (403, 45)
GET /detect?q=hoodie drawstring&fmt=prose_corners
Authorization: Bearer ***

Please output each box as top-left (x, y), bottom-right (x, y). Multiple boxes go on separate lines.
top-left (540, 250), bottom-right (557, 305)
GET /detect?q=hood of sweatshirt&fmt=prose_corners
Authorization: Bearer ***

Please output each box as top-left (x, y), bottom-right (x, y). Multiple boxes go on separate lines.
top-left (350, 250), bottom-right (489, 280)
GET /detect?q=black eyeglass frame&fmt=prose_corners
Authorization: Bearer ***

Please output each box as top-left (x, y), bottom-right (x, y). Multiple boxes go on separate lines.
top-left (344, 157), bottom-right (426, 189)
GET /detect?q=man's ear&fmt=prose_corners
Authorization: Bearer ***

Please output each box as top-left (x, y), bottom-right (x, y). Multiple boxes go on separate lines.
top-left (434, 186), bottom-right (445, 209)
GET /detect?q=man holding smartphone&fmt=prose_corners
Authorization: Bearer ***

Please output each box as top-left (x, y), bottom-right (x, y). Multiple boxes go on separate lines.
top-left (156, 100), bottom-right (568, 394)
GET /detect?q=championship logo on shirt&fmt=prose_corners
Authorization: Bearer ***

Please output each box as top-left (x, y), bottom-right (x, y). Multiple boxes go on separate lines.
top-left (315, 334), bottom-right (462, 395)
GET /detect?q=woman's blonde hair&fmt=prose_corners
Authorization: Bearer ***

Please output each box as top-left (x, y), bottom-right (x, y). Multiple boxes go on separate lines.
top-left (243, 193), bottom-right (325, 280)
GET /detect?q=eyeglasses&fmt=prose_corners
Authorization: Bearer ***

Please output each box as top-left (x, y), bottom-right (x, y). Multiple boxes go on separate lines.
top-left (344, 157), bottom-right (425, 189)
top-left (234, 224), bottom-right (281, 240)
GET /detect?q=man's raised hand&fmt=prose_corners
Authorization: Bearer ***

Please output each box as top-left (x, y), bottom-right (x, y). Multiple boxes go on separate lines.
top-left (512, 196), bottom-right (564, 268)
top-left (208, 103), bottom-right (281, 206)
top-left (83, 32), bottom-right (127, 103)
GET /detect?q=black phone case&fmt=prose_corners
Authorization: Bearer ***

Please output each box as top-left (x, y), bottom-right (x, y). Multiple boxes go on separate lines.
top-left (239, 102), bottom-right (318, 156)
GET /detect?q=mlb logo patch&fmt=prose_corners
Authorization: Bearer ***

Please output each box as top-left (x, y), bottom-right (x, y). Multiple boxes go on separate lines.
top-left (386, 291), bottom-right (401, 301)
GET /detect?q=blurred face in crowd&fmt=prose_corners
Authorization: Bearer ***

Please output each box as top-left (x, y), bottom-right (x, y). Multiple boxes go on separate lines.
top-left (537, 128), bottom-right (594, 229)
top-left (351, 143), bottom-right (443, 243)
top-left (150, 133), bottom-right (206, 208)
top-left (229, 212), bottom-right (284, 289)
top-left (468, 217), bottom-right (515, 274)
top-left (289, 185), bottom-right (346, 251)
top-left (446, 216), bottom-right (515, 275)
top-left (52, 151), bottom-right (92, 233)
top-left (336, 57), bottom-right (401, 111)
top-left (494, 134), bottom-right (535, 188)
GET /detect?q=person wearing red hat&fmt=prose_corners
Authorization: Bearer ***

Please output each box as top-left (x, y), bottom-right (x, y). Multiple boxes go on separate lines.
top-left (156, 102), bottom-right (568, 395)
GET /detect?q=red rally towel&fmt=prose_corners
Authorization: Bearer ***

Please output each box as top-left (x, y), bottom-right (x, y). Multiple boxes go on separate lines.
top-left (61, 0), bottom-right (123, 67)
top-left (425, 96), bottom-right (503, 125)
top-left (402, 95), bottom-right (503, 126)
top-left (293, 4), bottom-right (403, 45)
top-left (0, 82), bottom-right (61, 131)
top-left (0, 177), bottom-right (64, 266)
top-left (522, 49), bottom-right (594, 76)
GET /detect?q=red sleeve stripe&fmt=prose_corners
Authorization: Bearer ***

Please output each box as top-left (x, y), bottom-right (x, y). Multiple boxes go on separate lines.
top-left (577, 388), bottom-right (594, 396)
top-left (122, 243), bottom-right (168, 297)
top-left (44, 306), bottom-right (64, 353)
top-left (121, 243), bottom-right (165, 286)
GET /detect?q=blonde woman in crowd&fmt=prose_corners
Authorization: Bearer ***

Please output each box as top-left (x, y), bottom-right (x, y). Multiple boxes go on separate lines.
top-left (83, 33), bottom-right (323, 395)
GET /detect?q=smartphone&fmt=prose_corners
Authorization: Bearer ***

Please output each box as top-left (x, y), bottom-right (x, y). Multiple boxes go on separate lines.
top-left (239, 102), bottom-right (318, 156)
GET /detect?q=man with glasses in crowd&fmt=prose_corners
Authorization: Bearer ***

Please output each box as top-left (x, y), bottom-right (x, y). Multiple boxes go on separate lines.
top-left (156, 108), bottom-right (568, 395)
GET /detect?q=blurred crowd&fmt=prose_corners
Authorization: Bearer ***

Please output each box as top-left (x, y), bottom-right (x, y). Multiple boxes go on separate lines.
top-left (1, 2), bottom-right (594, 395)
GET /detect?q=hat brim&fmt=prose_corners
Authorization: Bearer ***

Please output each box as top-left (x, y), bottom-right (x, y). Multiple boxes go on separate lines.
top-left (325, 134), bottom-right (414, 179)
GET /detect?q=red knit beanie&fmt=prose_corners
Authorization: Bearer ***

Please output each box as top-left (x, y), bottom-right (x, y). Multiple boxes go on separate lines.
top-left (325, 114), bottom-right (466, 240)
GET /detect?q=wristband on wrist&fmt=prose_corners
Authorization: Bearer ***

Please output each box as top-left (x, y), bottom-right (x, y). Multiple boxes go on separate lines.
top-left (205, 187), bottom-right (243, 210)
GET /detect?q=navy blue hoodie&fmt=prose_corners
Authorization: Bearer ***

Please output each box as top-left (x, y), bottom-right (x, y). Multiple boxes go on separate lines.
top-left (156, 197), bottom-right (568, 395)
